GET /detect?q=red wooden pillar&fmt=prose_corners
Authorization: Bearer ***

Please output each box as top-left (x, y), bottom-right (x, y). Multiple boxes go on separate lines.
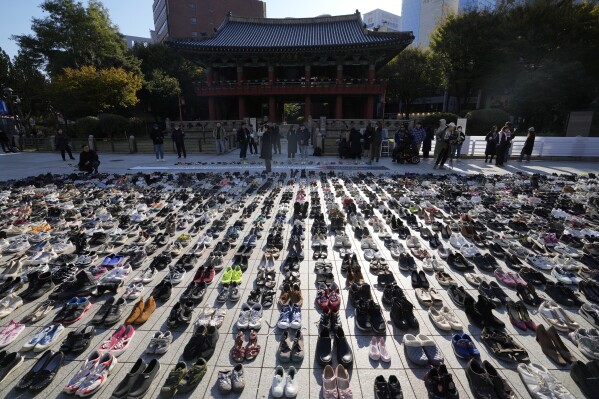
top-left (236, 66), bottom-right (243, 86)
top-left (336, 64), bottom-right (343, 84)
top-left (304, 95), bottom-right (312, 121)
top-left (268, 96), bottom-right (276, 123)
top-left (238, 97), bottom-right (246, 120)
top-left (268, 66), bottom-right (274, 84)
top-left (335, 95), bottom-right (343, 119)
top-left (206, 67), bottom-right (213, 87)
top-left (368, 64), bottom-right (375, 83)
top-left (366, 96), bottom-right (374, 119)
top-left (208, 97), bottom-right (216, 120)
top-left (305, 65), bottom-right (311, 87)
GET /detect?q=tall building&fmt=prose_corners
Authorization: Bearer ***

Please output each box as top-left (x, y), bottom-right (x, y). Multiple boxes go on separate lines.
top-left (153, 0), bottom-right (266, 43)
top-left (401, 0), bottom-right (497, 48)
top-left (363, 9), bottom-right (401, 32)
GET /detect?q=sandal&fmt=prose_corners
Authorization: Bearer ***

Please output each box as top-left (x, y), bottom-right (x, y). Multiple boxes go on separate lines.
top-left (245, 329), bottom-right (260, 361)
top-left (261, 289), bottom-right (275, 308)
top-left (209, 309), bottom-right (227, 328)
top-left (247, 289), bottom-right (262, 305)
top-left (231, 331), bottom-right (246, 362)
top-left (264, 271), bottom-right (277, 289)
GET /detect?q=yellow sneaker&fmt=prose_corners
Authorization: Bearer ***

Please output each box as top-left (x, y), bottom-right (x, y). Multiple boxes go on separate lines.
top-left (231, 265), bottom-right (243, 284)
top-left (221, 266), bottom-right (234, 285)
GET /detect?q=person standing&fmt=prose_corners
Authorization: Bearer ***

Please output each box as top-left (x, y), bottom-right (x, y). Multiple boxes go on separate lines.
top-left (260, 124), bottom-right (273, 173)
top-left (272, 124), bottom-right (281, 155)
top-left (410, 121), bottom-right (426, 155)
top-left (55, 129), bottom-right (75, 161)
top-left (237, 122), bottom-right (249, 160)
top-left (450, 126), bottom-right (466, 161)
top-left (249, 124), bottom-right (258, 155)
top-left (368, 122), bottom-right (384, 164)
top-left (519, 127), bottom-right (536, 162)
top-left (171, 124), bottom-right (186, 159)
top-left (484, 126), bottom-right (498, 163)
top-left (213, 122), bottom-right (226, 155)
top-left (363, 121), bottom-right (374, 158)
top-left (433, 119), bottom-right (447, 159)
top-left (150, 123), bottom-right (165, 161)
top-left (422, 125), bottom-right (433, 159)
top-left (287, 125), bottom-right (298, 159)
top-left (0, 128), bottom-right (9, 153)
top-left (78, 144), bottom-right (100, 174)
top-left (503, 122), bottom-right (514, 164)
top-left (297, 123), bottom-right (310, 162)
top-left (433, 122), bottom-right (455, 169)
top-left (495, 126), bottom-right (510, 167)
top-left (348, 127), bottom-right (362, 161)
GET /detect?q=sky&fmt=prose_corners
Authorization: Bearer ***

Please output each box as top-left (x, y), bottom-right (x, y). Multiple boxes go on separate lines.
top-left (0, 0), bottom-right (402, 59)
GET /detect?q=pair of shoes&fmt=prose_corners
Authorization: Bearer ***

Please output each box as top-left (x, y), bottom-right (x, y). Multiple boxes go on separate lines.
top-left (18, 271), bottom-right (55, 301)
top-left (110, 358), bottom-right (160, 399)
top-left (506, 300), bottom-right (536, 331)
top-left (451, 333), bottom-right (480, 359)
top-left (466, 358), bottom-right (515, 399)
top-left (0, 320), bottom-right (26, 348)
top-left (63, 350), bottom-right (117, 396)
top-left (374, 375), bottom-right (403, 399)
top-left (21, 323), bottom-right (64, 352)
top-left (218, 363), bottom-right (245, 394)
top-left (425, 364), bottom-right (458, 399)
top-left (368, 336), bottom-right (391, 363)
top-left (231, 330), bottom-right (261, 362)
top-left (271, 365), bottom-right (298, 398)
top-left (354, 299), bottom-right (386, 334)
top-left (316, 326), bottom-right (353, 367)
top-left (160, 358), bottom-right (207, 396)
top-left (16, 350), bottom-right (64, 392)
top-left (151, 280), bottom-right (173, 301)
top-left (20, 299), bottom-right (54, 324)
top-left (125, 296), bottom-right (156, 325)
top-left (429, 307), bottom-right (463, 331)
top-left (53, 296), bottom-right (92, 324)
top-left (91, 297), bottom-right (127, 325)
top-left (195, 308), bottom-right (227, 329)
top-left (390, 297), bottom-right (419, 330)
top-left (60, 324), bottom-right (95, 353)
top-left (536, 324), bottom-right (576, 366)
top-left (98, 325), bottom-right (135, 357)
top-left (183, 325), bottom-right (219, 361)
top-left (518, 363), bottom-right (574, 399)
top-left (180, 281), bottom-right (207, 305)
top-left (277, 330), bottom-right (304, 362)
top-left (146, 330), bottom-right (173, 354)
top-left (403, 333), bottom-right (443, 366)
top-left (322, 364), bottom-right (352, 399)
top-left (0, 350), bottom-right (24, 384)
top-left (167, 301), bottom-right (193, 328)
top-left (238, 302), bottom-right (264, 330)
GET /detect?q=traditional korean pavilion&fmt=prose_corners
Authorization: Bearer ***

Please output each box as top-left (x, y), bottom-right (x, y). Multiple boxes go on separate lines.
top-left (168, 11), bottom-right (414, 121)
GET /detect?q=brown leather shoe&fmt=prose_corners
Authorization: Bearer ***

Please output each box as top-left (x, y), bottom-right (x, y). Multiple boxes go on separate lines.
top-left (536, 324), bottom-right (566, 365)
top-left (291, 284), bottom-right (303, 307)
top-left (546, 325), bottom-right (576, 363)
top-left (134, 296), bottom-right (156, 324)
top-left (125, 298), bottom-right (144, 325)
top-left (278, 284), bottom-right (291, 306)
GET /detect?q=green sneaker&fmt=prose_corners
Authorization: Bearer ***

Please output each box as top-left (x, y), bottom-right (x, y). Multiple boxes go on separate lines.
top-left (178, 358), bottom-right (208, 392)
top-left (221, 266), bottom-right (234, 285)
top-left (161, 362), bottom-right (187, 397)
top-left (231, 265), bottom-right (243, 284)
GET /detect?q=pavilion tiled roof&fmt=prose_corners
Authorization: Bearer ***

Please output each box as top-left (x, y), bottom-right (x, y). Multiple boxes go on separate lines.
top-left (168, 13), bottom-right (413, 52)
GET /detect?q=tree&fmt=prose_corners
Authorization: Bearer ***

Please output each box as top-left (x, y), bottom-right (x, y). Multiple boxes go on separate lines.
top-left (49, 66), bottom-right (142, 118)
top-left (13, 0), bottom-right (131, 77)
top-left (379, 48), bottom-right (442, 118)
top-left (0, 48), bottom-right (11, 89)
top-left (8, 52), bottom-right (49, 119)
top-left (430, 10), bottom-right (501, 113)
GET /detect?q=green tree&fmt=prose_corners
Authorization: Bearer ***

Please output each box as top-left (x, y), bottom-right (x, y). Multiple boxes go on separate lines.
top-left (8, 52), bottom-right (49, 119)
top-left (0, 48), bottom-right (11, 89)
top-left (144, 69), bottom-right (181, 120)
top-left (49, 66), bottom-right (142, 118)
top-left (13, 0), bottom-right (131, 77)
top-left (379, 48), bottom-right (442, 118)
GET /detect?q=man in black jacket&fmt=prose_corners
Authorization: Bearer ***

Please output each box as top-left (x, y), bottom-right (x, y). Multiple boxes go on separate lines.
top-left (237, 122), bottom-right (250, 160)
top-left (171, 124), bottom-right (186, 158)
top-left (78, 144), bottom-right (100, 174)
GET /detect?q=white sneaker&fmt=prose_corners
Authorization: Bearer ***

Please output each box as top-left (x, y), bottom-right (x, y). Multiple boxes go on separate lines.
top-left (284, 366), bottom-right (298, 398)
top-left (271, 366), bottom-right (286, 398)
top-left (134, 267), bottom-right (156, 284)
top-left (248, 303), bottom-right (263, 330)
top-left (236, 303), bottom-right (251, 330)
top-left (0, 294), bottom-right (23, 319)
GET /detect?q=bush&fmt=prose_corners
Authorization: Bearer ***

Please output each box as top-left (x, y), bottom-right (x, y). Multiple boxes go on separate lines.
top-left (127, 117), bottom-right (145, 136)
top-left (420, 113), bottom-right (459, 128)
top-left (98, 113), bottom-right (129, 139)
top-left (465, 108), bottom-right (511, 136)
top-left (74, 116), bottom-right (100, 138)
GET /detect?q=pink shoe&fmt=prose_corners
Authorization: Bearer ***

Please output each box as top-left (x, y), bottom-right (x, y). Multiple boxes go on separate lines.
top-left (110, 325), bottom-right (135, 356)
top-left (98, 325), bottom-right (126, 353)
top-left (508, 272), bottom-right (527, 285)
top-left (0, 320), bottom-right (26, 348)
top-left (494, 269), bottom-right (516, 287)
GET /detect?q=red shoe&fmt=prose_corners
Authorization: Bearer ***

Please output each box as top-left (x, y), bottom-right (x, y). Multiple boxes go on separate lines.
top-left (316, 289), bottom-right (329, 312)
top-left (328, 289), bottom-right (341, 313)
top-left (202, 265), bottom-right (215, 285)
top-left (193, 266), bottom-right (205, 283)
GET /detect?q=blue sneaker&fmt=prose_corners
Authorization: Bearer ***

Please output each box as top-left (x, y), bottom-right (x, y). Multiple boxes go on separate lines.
top-left (35, 323), bottom-right (65, 352)
top-left (289, 304), bottom-right (302, 330)
top-left (461, 333), bottom-right (480, 357)
top-left (452, 334), bottom-right (472, 358)
top-left (277, 305), bottom-right (292, 329)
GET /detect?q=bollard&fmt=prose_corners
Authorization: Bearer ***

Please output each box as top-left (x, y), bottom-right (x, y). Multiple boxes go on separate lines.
top-left (129, 135), bottom-right (137, 153)
top-left (50, 135), bottom-right (56, 151)
top-left (88, 135), bottom-right (97, 151)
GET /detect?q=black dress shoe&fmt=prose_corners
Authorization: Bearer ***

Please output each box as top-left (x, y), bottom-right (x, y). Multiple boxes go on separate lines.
top-left (91, 297), bottom-right (115, 324)
top-left (335, 326), bottom-right (353, 368)
top-left (466, 358), bottom-right (501, 399)
top-left (0, 351), bottom-right (24, 384)
top-left (316, 326), bottom-right (332, 365)
top-left (125, 358), bottom-right (160, 399)
top-left (16, 350), bottom-right (53, 390)
top-left (110, 358), bottom-right (147, 399)
top-left (29, 350), bottom-right (64, 392)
